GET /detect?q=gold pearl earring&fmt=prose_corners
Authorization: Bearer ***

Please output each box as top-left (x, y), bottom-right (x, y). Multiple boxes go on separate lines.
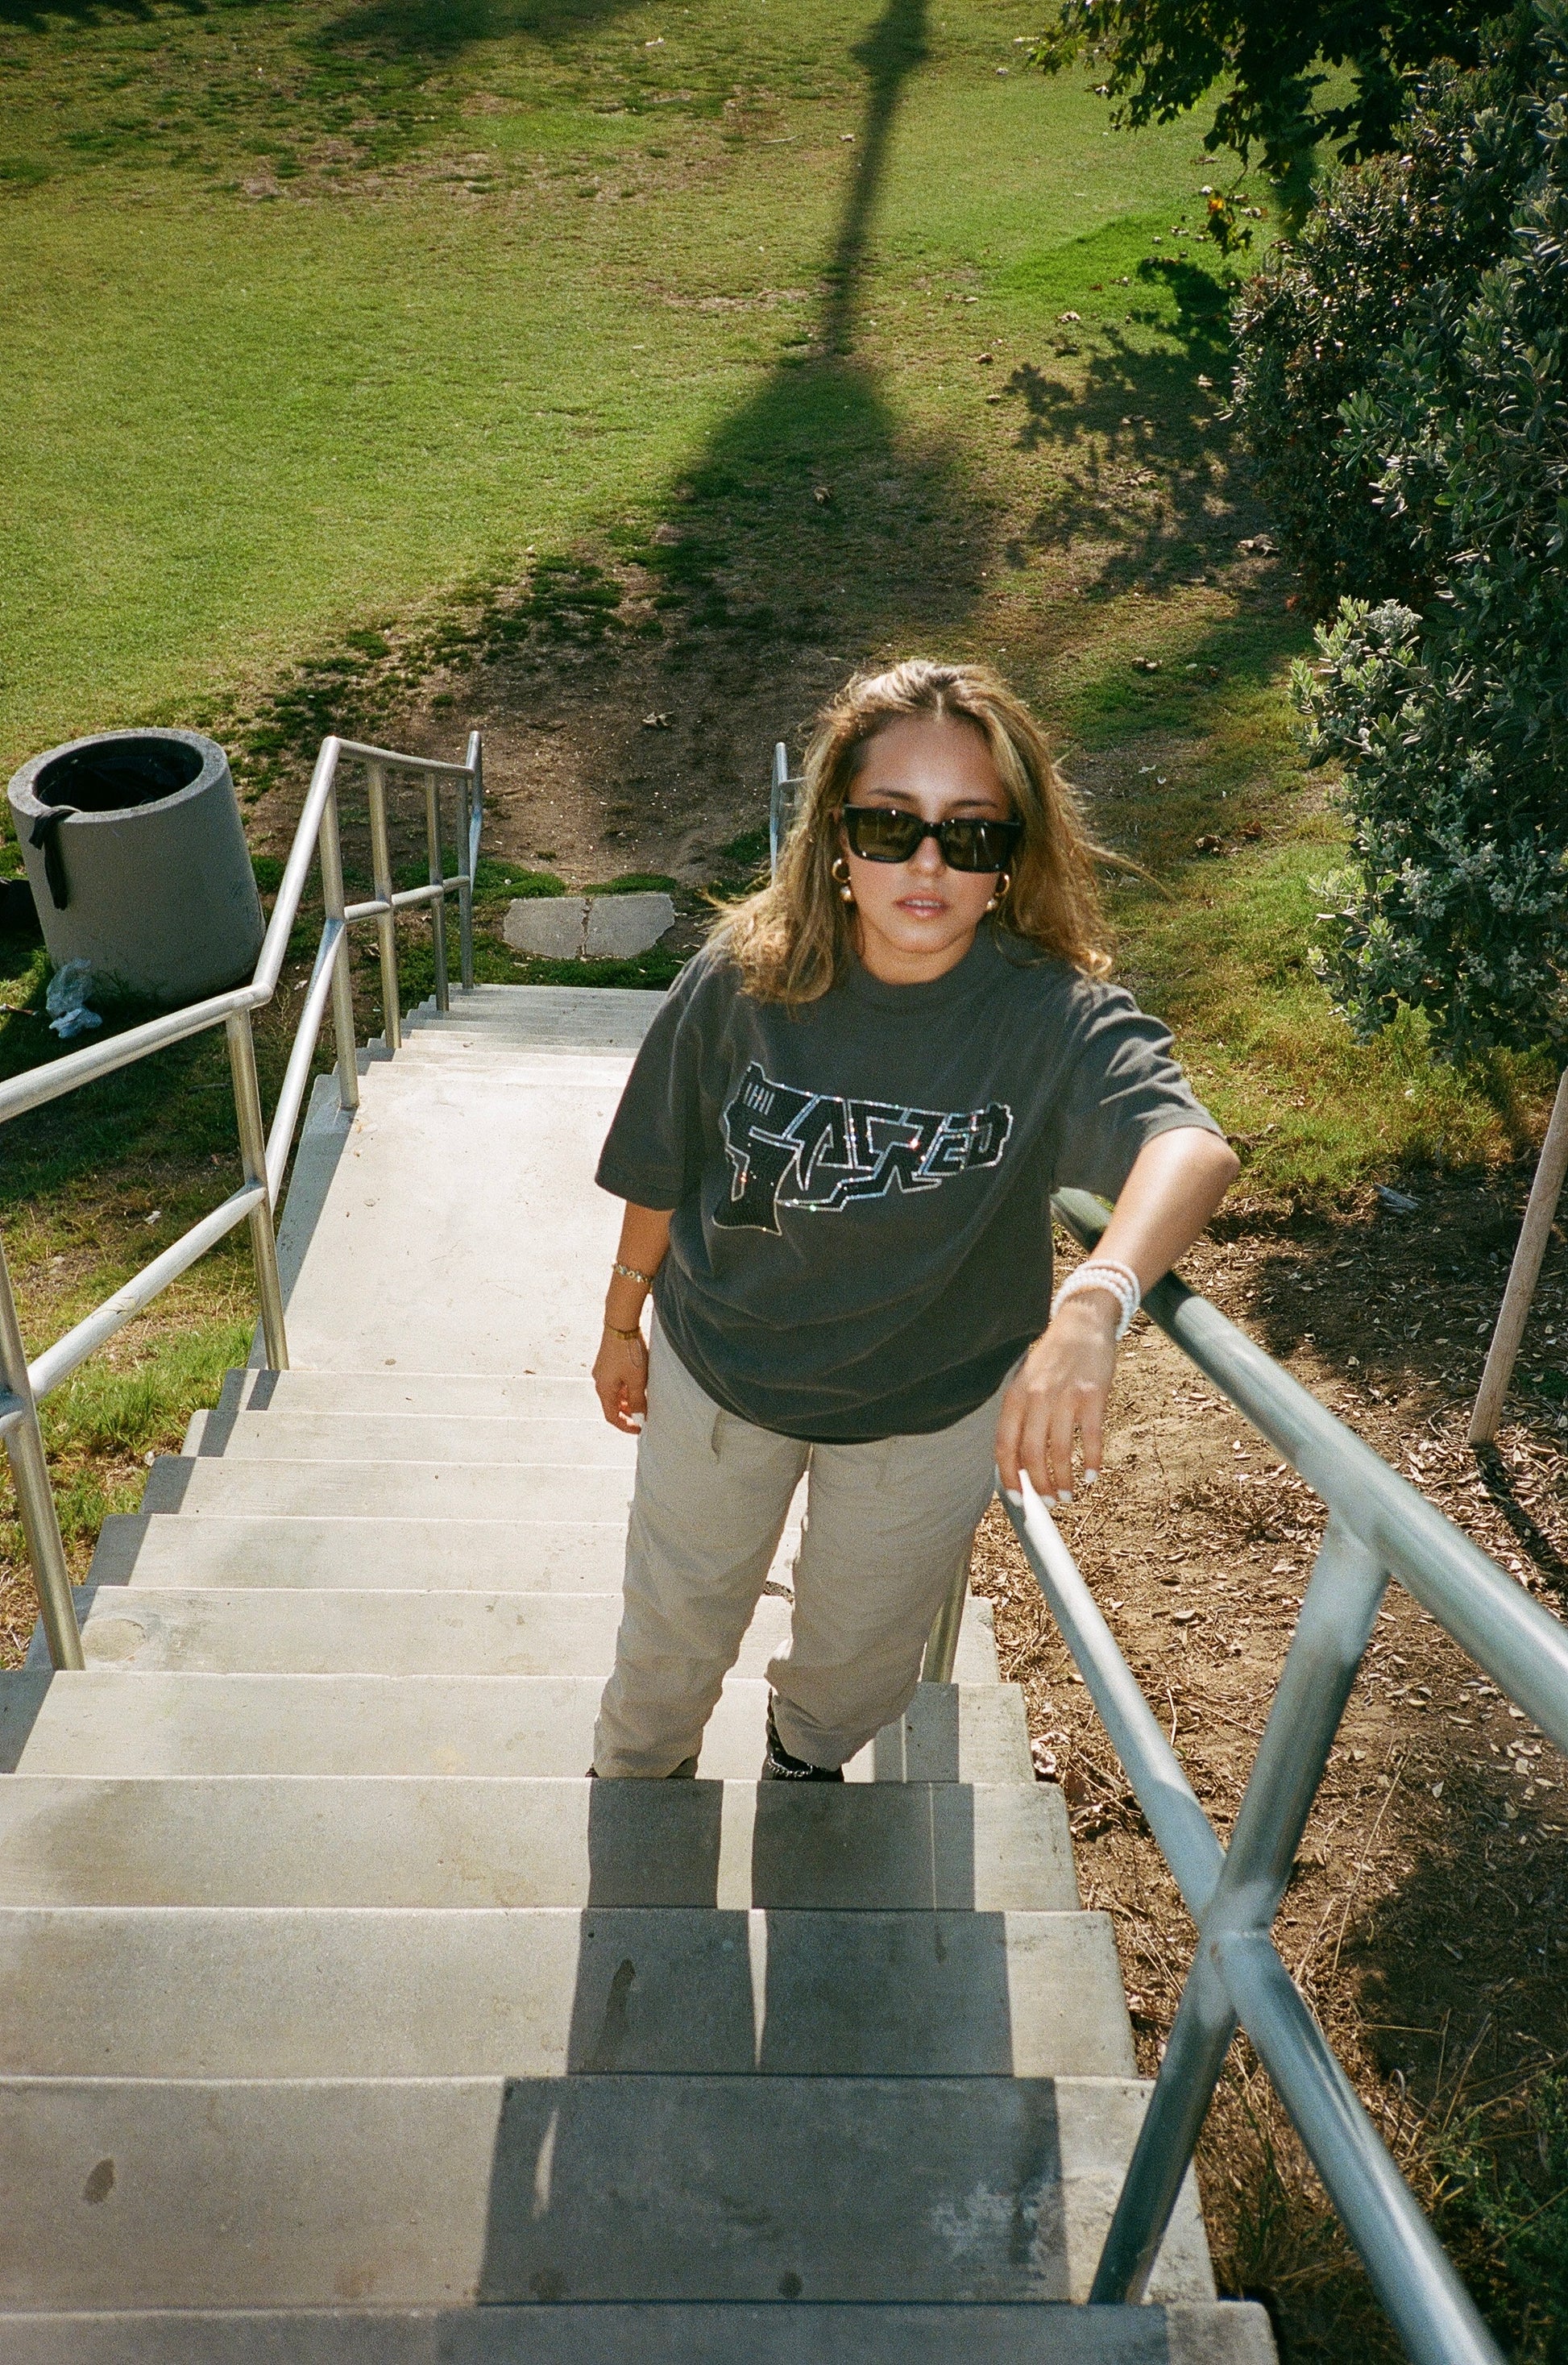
top-left (832, 855), bottom-right (854, 905)
top-left (985, 869), bottom-right (1011, 915)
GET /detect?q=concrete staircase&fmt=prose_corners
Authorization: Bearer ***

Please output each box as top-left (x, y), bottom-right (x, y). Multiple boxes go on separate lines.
top-left (0, 985), bottom-right (1275, 2360)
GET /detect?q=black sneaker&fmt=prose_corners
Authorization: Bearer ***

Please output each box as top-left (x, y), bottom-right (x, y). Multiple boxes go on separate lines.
top-left (762, 1699), bottom-right (844, 1782)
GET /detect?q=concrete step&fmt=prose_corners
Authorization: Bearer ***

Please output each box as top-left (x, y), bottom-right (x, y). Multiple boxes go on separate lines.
top-left (406, 1006), bottom-right (656, 1028)
top-left (390, 1034), bottom-right (651, 1064)
top-left (1, 1674), bottom-right (1034, 1783)
top-left (214, 1368), bottom-right (604, 1421)
top-left (61, 1587), bottom-right (733, 1676)
top-left (189, 1409), bottom-right (637, 1469)
top-left (0, 1777), bottom-right (1079, 1911)
top-left (404, 1023), bottom-right (651, 1044)
top-left (0, 2073), bottom-right (1214, 2307)
top-left (409, 984), bottom-right (664, 1045)
top-left (0, 1905), bottom-right (1134, 2080)
top-left (363, 1053), bottom-right (648, 1089)
top-left (87, 1513), bottom-right (627, 1593)
top-left (0, 2301), bottom-right (1278, 2363)
top-left (141, 1454), bottom-right (636, 1524)
top-left (60, 1589), bottom-right (999, 1687)
top-left (373, 1058), bottom-right (651, 1085)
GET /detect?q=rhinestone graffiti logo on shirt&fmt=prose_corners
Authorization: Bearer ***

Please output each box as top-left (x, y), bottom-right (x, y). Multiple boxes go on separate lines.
top-left (716, 1060), bottom-right (1014, 1233)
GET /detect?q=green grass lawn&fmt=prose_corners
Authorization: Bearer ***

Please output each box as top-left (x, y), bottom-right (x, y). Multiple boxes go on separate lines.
top-left (0, 0), bottom-right (1222, 759)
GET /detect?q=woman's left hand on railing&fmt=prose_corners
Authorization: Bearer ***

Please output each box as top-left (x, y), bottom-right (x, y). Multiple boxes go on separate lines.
top-left (996, 1126), bottom-right (1240, 1505)
top-left (996, 1293), bottom-right (1119, 1505)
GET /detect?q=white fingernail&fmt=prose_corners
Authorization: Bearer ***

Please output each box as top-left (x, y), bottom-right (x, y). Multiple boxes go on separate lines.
top-left (1003, 1487), bottom-right (1024, 1507)
top-left (1040, 1491), bottom-right (1059, 1507)
top-left (628, 1415), bottom-right (645, 1431)
top-left (1058, 1487), bottom-right (1074, 1504)
top-left (1083, 1469), bottom-right (1100, 1488)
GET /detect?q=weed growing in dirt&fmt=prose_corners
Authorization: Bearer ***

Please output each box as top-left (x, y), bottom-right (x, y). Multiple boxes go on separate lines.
top-left (1434, 2077), bottom-right (1568, 2363)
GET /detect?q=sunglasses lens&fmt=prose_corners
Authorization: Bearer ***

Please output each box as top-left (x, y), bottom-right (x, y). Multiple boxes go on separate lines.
top-left (844, 807), bottom-right (923, 862)
top-left (940, 820), bottom-right (1019, 872)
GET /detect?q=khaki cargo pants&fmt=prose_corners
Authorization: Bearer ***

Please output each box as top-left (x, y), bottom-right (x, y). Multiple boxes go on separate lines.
top-left (591, 1321), bottom-right (1006, 1778)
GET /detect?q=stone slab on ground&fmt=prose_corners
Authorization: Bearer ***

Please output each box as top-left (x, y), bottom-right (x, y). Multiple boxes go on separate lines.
top-left (502, 895), bottom-right (675, 960)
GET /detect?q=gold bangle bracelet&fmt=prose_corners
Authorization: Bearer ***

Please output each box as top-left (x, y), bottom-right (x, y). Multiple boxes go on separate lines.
top-left (604, 1321), bottom-right (645, 1343)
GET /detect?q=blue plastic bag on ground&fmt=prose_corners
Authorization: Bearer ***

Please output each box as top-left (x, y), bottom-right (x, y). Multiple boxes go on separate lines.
top-left (46, 959), bottom-right (102, 1040)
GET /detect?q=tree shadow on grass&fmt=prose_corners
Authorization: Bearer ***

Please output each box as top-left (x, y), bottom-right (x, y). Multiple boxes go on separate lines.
top-left (1002, 258), bottom-right (1265, 600)
top-left (317, 0), bottom-right (646, 60)
top-left (0, 0), bottom-right (201, 25)
top-left (452, 0), bottom-right (996, 862)
top-left (601, 0), bottom-right (990, 749)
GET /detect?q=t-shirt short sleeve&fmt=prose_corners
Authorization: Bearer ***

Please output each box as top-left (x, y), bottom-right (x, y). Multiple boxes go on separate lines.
top-left (595, 955), bottom-right (711, 1209)
top-left (1048, 983), bottom-right (1224, 1201)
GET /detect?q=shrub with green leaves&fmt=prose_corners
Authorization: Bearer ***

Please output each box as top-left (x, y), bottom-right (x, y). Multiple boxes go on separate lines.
top-left (1240, 0), bottom-right (1568, 1060)
top-left (1230, 7), bottom-right (1541, 612)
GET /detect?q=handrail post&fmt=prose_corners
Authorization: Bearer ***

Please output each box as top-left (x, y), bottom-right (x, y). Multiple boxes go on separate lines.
top-left (226, 1010), bottom-right (289, 1371)
top-left (425, 770), bottom-right (450, 1015)
top-left (1471, 1064), bottom-right (1568, 1442)
top-left (458, 745), bottom-right (479, 993)
top-left (769, 740), bottom-right (794, 878)
top-left (1091, 1949), bottom-right (1237, 2303)
top-left (1091, 1518), bottom-right (1387, 2301)
top-left (317, 784), bottom-right (359, 1114)
top-left (366, 758), bottom-right (401, 1051)
top-left (0, 1231), bottom-right (83, 1670)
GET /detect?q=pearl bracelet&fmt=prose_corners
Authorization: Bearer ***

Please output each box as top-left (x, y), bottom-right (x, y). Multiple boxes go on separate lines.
top-left (1053, 1258), bottom-right (1142, 1340)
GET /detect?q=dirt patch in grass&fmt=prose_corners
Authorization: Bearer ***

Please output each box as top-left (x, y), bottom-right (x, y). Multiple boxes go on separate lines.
top-left (970, 1186), bottom-right (1568, 2360)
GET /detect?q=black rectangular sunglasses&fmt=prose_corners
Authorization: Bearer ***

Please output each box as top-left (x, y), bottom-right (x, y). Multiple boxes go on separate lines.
top-left (841, 804), bottom-right (1023, 873)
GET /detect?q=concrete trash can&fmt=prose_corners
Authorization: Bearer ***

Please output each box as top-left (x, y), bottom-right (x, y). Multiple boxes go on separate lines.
top-left (7, 729), bottom-right (264, 1006)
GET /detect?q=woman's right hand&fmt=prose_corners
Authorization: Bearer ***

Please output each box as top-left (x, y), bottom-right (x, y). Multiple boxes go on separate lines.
top-left (594, 1326), bottom-right (649, 1434)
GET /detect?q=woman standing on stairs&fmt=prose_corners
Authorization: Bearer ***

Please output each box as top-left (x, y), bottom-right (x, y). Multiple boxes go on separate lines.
top-left (590, 659), bottom-right (1238, 1782)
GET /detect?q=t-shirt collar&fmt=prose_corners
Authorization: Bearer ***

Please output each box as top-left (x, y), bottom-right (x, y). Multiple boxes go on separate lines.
top-left (839, 924), bottom-right (1004, 1011)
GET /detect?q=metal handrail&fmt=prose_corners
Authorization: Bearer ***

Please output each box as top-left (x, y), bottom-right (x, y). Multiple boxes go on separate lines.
top-left (1011, 1185), bottom-right (1568, 2364)
top-left (0, 730), bottom-right (484, 1669)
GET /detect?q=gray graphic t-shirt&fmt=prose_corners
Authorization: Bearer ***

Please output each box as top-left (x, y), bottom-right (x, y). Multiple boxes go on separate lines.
top-left (596, 927), bottom-right (1222, 1442)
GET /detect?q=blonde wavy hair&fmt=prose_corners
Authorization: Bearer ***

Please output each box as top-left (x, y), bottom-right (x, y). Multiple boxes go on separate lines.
top-left (717, 659), bottom-right (1113, 1005)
